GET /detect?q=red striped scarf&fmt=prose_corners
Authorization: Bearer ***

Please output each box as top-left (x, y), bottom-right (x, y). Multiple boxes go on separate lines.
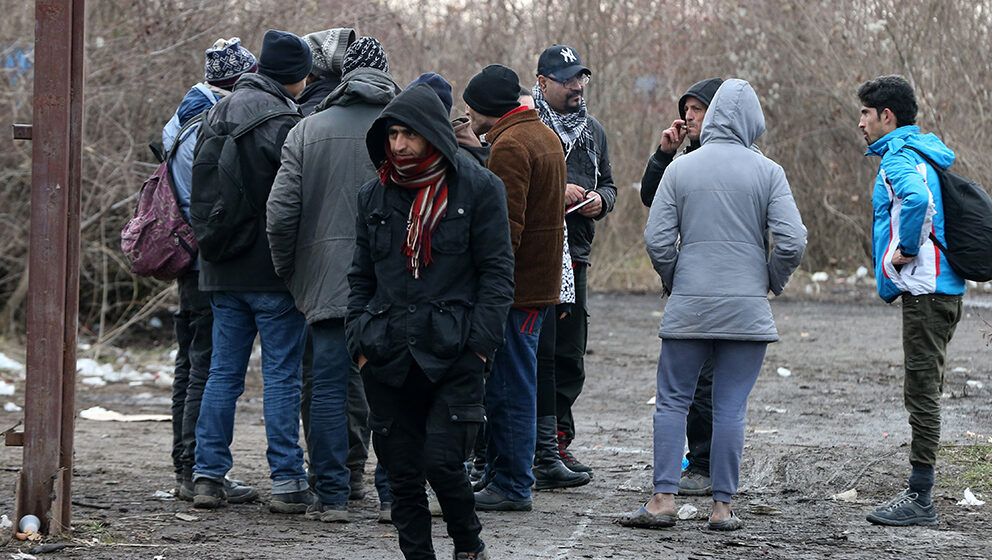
top-left (378, 144), bottom-right (449, 279)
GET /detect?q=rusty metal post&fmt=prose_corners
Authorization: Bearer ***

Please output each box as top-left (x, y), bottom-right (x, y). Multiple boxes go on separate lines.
top-left (16, 0), bottom-right (85, 535)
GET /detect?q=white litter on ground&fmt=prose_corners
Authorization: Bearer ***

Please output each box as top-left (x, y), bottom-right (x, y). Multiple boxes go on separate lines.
top-left (811, 271), bottom-right (829, 282)
top-left (831, 488), bottom-right (858, 502)
top-left (966, 380), bottom-right (984, 389)
top-left (646, 396), bottom-right (656, 405)
top-left (677, 503), bottom-right (697, 519)
top-left (764, 406), bottom-right (788, 414)
top-left (0, 381), bottom-right (14, 396)
top-left (81, 377), bottom-right (107, 387)
top-left (856, 266), bottom-right (869, 278)
top-left (777, 367), bottom-right (792, 377)
top-left (953, 366), bottom-right (969, 373)
top-left (4, 402), bottom-right (22, 412)
top-left (79, 406), bottom-right (170, 422)
top-left (958, 488), bottom-right (985, 506)
top-left (0, 514), bottom-right (12, 529)
top-left (0, 352), bottom-right (24, 373)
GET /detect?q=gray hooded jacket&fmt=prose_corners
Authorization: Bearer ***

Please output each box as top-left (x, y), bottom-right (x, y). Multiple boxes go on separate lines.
top-left (644, 79), bottom-right (806, 341)
top-left (266, 68), bottom-right (401, 324)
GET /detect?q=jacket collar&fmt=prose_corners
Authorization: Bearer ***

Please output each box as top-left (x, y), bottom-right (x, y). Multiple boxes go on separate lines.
top-left (485, 108), bottom-right (540, 144)
top-left (865, 125), bottom-right (919, 157)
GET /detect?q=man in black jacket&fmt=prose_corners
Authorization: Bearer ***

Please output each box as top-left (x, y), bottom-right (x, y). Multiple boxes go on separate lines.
top-left (346, 83), bottom-right (514, 560)
top-left (533, 45), bottom-right (617, 476)
top-left (638, 78), bottom-right (722, 496)
top-left (191, 29), bottom-right (312, 514)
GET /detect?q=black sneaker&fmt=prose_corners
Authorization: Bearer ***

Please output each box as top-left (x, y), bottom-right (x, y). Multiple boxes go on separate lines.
top-left (678, 470), bottom-right (712, 496)
top-left (453, 542), bottom-right (489, 559)
top-left (866, 489), bottom-right (937, 526)
top-left (192, 478), bottom-right (227, 509)
top-left (270, 490), bottom-right (313, 514)
top-left (557, 436), bottom-right (593, 476)
top-left (305, 499), bottom-right (349, 523)
top-left (473, 486), bottom-right (532, 512)
top-left (224, 477), bottom-right (258, 504)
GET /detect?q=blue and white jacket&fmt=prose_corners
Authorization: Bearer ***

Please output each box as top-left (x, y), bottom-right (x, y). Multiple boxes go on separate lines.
top-left (162, 83), bottom-right (220, 222)
top-left (866, 125), bottom-right (965, 303)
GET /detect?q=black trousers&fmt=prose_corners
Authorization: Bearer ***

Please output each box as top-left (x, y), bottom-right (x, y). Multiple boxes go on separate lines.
top-left (364, 357), bottom-right (485, 560)
top-left (685, 358), bottom-right (714, 475)
top-left (536, 305), bottom-right (560, 417)
top-left (554, 263), bottom-right (588, 441)
top-left (171, 270), bottom-right (213, 477)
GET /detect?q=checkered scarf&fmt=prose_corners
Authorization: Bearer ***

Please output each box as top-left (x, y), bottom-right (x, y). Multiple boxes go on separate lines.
top-left (378, 145), bottom-right (448, 279)
top-left (532, 83), bottom-right (597, 176)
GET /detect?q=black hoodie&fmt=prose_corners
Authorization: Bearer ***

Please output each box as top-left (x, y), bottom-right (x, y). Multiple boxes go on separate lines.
top-left (346, 84), bottom-right (515, 387)
top-left (639, 78), bottom-right (723, 207)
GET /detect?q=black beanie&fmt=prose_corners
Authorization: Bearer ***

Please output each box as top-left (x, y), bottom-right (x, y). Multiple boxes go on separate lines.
top-left (258, 29), bottom-right (313, 85)
top-left (462, 64), bottom-right (520, 118)
top-left (678, 77), bottom-right (723, 120)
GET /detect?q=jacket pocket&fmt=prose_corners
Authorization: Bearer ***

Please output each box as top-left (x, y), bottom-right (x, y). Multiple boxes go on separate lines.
top-left (447, 404), bottom-right (486, 424)
top-left (432, 211), bottom-right (470, 254)
top-left (367, 211), bottom-right (391, 261)
top-left (358, 302), bottom-right (393, 364)
top-left (368, 412), bottom-right (393, 437)
top-left (429, 300), bottom-right (471, 358)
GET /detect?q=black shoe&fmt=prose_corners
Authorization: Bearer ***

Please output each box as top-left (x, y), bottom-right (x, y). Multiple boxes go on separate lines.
top-left (192, 478), bottom-right (226, 509)
top-left (474, 486), bottom-right (532, 512)
top-left (377, 502), bottom-right (392, 524)
top-left (349, 469), bottom-right (366, 501)
top-left (557, 432), bottom-right (593, 476)
top-left (678, 470), bottom-right (712, 496)
top-left (305, 499), bottom-right (349, 523)
top-left (270, 490), bottom-right (313, 514)
top-left (866, 489), bottom-right (937, 526)
top-left (454, 542), bottom-right (489, 559)
top-left (224, 477), bottom-right (258, 504)
top-left (533, 460), bottom-right (591, 490)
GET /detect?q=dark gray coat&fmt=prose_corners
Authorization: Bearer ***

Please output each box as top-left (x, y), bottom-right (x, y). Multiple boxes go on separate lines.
top-left (644, 79), bottom-right (806, 341)
top-left (195, 73), bottom-right (302, 292)
top-left (267, 68), bottom-right (401, 324)
top-left (563, 115), bottom-right (616, 265)
top-left (346, 84), bottom-right (515, 388)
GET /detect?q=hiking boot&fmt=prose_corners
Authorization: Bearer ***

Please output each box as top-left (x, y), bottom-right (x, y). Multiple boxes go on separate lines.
top-left (534, 416), bottom-right (591, 490)
top-left (469, 461), bottom-right (487, 483)
top-left (349, 469), bottom-right (366, 501)
top-left (427, 487), bottom-right (443, 517)
top-left (192, 478), bottom-right (227, 509)
top-left (178, 476), bottom-right (195, 502)
top-left (557, 432), bottom-right (593, 476)
top-left (224, 477), bottom-right (258, 504)
top-left (866, 489), bottom-right (937, 526)
top-left (473, 486), bottom-right (532, 512)
top-left (678, 470), bottom-right (712, 496)
top-left (305, 500), bottom-right (350, 523)
top-left (453, 542), bottom-right (489, 559)
top-left (269, 490), bottom-right (313, 514)
top-left (378, 502), bottom-right (393, 524)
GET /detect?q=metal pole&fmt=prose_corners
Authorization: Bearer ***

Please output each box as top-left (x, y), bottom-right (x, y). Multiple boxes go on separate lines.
top-left (17, 0), bottom-right (84, 535)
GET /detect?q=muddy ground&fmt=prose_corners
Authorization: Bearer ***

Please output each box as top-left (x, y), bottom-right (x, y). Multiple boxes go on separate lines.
top-left (2, 292), bottom-right (991, 559)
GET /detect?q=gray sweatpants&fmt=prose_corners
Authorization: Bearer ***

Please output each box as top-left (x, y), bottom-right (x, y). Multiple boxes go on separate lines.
top-left (652, 339), bottom-right (766, 503)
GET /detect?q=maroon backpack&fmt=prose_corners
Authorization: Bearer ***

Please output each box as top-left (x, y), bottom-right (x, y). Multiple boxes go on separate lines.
top-left (121, 114), bottom-right (202, 280)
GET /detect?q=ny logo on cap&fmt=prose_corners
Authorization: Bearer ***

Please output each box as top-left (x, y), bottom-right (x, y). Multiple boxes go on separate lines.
top-left (560, 48), bottom-right (576, 63)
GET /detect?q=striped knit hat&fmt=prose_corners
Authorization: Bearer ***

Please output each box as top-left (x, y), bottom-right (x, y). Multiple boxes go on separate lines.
top-left (341, 37), bottom-right (388, 76)
top-left (204, 38), bottom-right (257, 87)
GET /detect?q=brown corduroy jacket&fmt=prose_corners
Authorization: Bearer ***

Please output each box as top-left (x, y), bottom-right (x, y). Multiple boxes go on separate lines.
top-left (486, 108), bottom-right (566, 308)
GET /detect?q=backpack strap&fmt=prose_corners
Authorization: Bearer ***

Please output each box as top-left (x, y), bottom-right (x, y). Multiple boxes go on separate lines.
top-left (166, 111), bottom-right (206, 162)
top-left (903, 146), bottom-right (950, 252)
top-left (230, 108), bottom-right (300, 140)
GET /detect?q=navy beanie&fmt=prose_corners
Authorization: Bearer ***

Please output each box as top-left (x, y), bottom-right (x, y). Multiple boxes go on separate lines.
top-left (258, 29), bottom-right (312, 85)
top-left (462, 64), bottom-right (520, 117)
top-left (407, 73), bottom-right (453, 116)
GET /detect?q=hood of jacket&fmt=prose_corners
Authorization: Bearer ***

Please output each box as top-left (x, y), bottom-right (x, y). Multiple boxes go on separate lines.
top-left (865, 125), bottom-right (955, 169)
top-left (231, 72), bottom-right (299, 108)
top-left (366, 83), bottom-right (459, 167)
top-left (678, 77), bottom-right (723, 120)
top-left (315, 68), bottom-right (400, 113)
top-left (177, 84), bottom-right (218, 125)
top-left (700, 78), bottom-right (765, 148)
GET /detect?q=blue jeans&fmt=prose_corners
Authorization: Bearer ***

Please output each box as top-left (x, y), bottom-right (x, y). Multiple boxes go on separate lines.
top-left (652, 339), bottom-right (766, 503)
top-left (194, 291), bottom-right (307, 491)
top-left (308, 319), bottom-right (351, 505)
top-left (485, 307), bottom-right (545, 501)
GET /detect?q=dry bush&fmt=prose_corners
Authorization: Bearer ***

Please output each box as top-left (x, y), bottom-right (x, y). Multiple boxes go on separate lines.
top-left (1, 0), bottom-right (990, 337)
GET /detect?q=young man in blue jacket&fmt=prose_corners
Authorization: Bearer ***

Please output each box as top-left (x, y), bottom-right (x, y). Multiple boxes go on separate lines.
top-left (858, 75), bottom-right (965, 527)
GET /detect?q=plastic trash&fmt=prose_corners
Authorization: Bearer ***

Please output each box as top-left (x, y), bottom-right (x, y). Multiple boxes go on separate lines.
top-left (958, 488), bottom-right (985, 506)
top-left (18, 514), bottom-right (40, 533)
top-left (682, 456), bottom-right (689, 471)
top-left (776, 367), bottom-right (792, 377)
top-left (677, 503), bottom-right (697, 519)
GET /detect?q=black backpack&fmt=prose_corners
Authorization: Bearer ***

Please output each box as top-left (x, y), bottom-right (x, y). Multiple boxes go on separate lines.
top-left (190, 108), bottom-right (298, 263)
top-left (907, 146), bottom-right (992, 282)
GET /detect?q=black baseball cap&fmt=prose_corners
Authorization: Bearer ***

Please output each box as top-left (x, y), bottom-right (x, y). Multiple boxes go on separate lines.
top-left (537, 45), bottom-right (591, 80)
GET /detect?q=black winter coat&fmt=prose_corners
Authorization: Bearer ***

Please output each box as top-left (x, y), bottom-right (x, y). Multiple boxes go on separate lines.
top-left (345, 84), bottom-right (515, 388)
top-left (194, 73), bottom-right (302, 292)
top-left (562, 115), bottom-right (616, 265)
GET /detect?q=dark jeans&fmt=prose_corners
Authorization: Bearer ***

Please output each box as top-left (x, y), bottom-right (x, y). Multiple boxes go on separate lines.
top-left (555, 263), bottom-right (588, 441)
top-left (685, 358), bottom-right (714, 475)
top-left (171, 270), bottom-right (213, 477)
top-left (308, 319), bottom-right (351, 505)
top-left (365, 357), bottom-right (485, 560)
top-left (902, 293), bottom-right (962, 467)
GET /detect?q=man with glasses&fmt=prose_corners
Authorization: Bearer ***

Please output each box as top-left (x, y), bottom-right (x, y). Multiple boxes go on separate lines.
top-left (532, 45), bottom-right (617, 478)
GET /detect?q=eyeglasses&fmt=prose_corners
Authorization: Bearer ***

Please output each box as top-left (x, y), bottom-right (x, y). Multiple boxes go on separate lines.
top-left (548, 73), bottom-right (590, 88)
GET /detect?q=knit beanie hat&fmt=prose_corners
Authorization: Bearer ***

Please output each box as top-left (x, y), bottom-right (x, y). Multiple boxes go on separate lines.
top-left (462, 64), bottom-right (521, 117)
top-left (407, 73), bottom-right (453, 116)
top-left (258, 29), bottom-right (312, 85)
top-left (204, 38), bottom-right (257, 87)
top-left (341, 37), bottom-right (389, 76)
top-left (303, 28), bottom-right (356, 78)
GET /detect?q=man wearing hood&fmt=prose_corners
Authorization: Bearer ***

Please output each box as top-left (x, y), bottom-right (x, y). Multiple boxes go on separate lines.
top-left (624, 79), bottom-right (805, 531)
top-left (857, 75), bottom-right (964, 527)
top-left (346, 83), bottom-right (514, 560)
top-left (164, 36), bottom-right (258, 504)
top-left (638, 77), bottom-right (723, 497)
top-left (267, 36), bottom-right (399, 523)
top-left (298, 28), bottom-right (356, 116)
top-left (533, 45), bottom-right (617, 477)
top-left (191, 29), bottom-right (312, 514)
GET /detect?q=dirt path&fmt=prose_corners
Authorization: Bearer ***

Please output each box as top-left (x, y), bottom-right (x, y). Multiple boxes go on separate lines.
top-left (2, 294), bottom-right (991, 559)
